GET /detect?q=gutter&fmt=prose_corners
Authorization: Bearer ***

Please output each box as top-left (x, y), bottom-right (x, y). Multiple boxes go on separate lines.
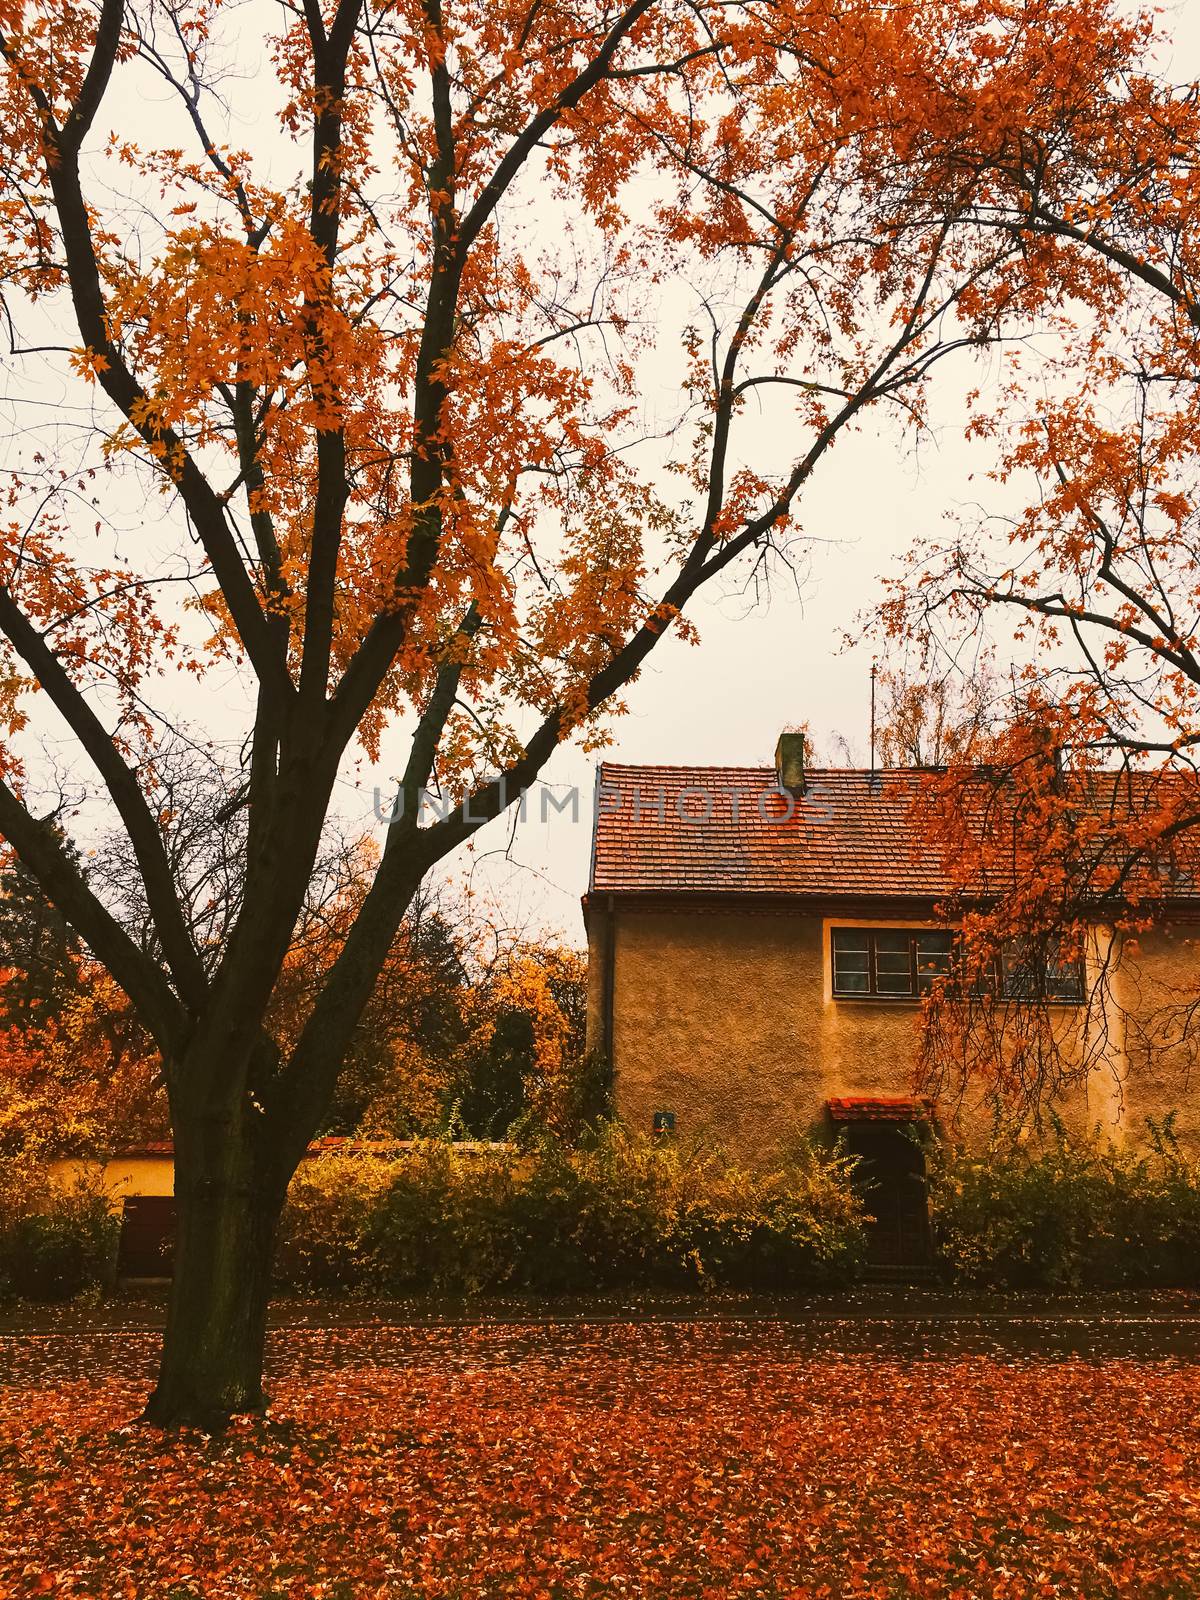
top-left (587, 763), bottom-right (603, 894)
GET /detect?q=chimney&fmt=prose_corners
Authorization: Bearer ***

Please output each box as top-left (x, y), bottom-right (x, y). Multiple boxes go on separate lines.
top-left (775, 731), bottom-right (806, 795)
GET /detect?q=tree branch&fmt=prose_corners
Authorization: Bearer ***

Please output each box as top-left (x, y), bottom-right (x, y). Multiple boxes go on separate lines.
top-left (0, 16), bottom-right (297, 704)
top-left (0, 586), bottom-right (208, 1009)
top-left (0, 781), bottom-right (186, 1052)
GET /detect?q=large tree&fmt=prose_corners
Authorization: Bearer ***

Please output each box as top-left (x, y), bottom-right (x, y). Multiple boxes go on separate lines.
top-left (0, 0), bottom-right (1157, 1422)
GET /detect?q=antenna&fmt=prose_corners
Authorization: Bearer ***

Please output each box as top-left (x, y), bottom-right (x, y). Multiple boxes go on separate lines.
top-left (869, 660), bottom-right (878, 779)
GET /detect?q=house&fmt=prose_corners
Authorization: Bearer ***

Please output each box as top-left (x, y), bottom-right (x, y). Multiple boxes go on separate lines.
top-left (583, 735), bottom-right (1200, 1259)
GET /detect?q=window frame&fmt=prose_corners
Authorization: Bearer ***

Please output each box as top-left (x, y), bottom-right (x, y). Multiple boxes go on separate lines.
top-left (829, 926), bottom-right (955, 1003)
top-left (830, 925), bottom-right (1085, 1005)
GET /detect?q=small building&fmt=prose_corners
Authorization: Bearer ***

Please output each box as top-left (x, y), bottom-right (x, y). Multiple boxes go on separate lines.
top-left (50, 1139), bottom-right (508, 1279)
top-left (583, 738), bottom-right (1200, 1262)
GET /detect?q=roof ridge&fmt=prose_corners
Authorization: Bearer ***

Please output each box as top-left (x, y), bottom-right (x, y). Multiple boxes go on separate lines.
top-left (597, 761), bottom-right (919, 776)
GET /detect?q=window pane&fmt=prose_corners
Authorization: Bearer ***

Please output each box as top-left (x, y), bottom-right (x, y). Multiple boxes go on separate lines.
top-left (835, 968), bottom-right (870, 993)
top-left (831, 928), bottom-right (954, 999)
top-left (1000, 940), bottom-right (1037, 1000)
top-left (1046, 973), bottom-right (1083, 1001)
top-left (876, 971), bottom-right (914, 995)
top-left (876, 977), bottom-right (914, 995)
top-left (999, 937), bottom-right (1086, 1001)
top-left (874, 933), bottom-right (913, 995)
top-left (1045, 956), bottom-right (1084, 1002)
top-left (916, 931), bottom-right (953, 993)
top-left (832, 930), bottom-right (871, 994)
top-left (835, 951), bottom-right (870, 973)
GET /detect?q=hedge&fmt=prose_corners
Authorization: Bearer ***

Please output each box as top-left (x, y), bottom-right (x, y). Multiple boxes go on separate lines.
top-left (278, 1127), bottom-right (868, 1294)
top-left (927, 1116), bottom-right (1200, 1288)
top-left (0, 1156), bottom-right (118, 1301)
top-left (11, 1117), bottom-right (1200, 1302)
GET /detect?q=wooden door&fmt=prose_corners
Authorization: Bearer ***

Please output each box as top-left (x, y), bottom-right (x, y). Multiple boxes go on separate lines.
top-left (116, 1196), bottom-right (176, 1278)
top-left (843, 1124), bottom-right (931, 1268)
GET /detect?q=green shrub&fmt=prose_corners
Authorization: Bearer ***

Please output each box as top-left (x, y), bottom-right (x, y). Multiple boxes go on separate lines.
top-left (928, 1116), bottom-right (1200, 1288)
top-left (279, 1150), bottom-right (395, 1290)
top-left (506, 1129), bottom-right (686, 1292)
top-left (277, 1126), bottom-right (867, 1295)
top-left (0, 1161), bottom-right (118, 1301)
top-left (367, 1141), bottom-right (524, 1294)
top-left (675, 1155), bottom-right (867, 1291)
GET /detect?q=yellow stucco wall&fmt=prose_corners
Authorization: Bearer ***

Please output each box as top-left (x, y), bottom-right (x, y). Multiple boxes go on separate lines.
top-left (48, 1155), bottom-right (175, 1209)
top-left (600, 906), bottom-right (1199, 1160)
top-left (46, 1146), bottom-right (518, 1203)
top-left (1107, 924), bottom-right (1200, 1146)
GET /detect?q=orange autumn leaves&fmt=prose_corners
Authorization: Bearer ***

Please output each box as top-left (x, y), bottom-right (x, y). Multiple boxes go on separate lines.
top-left (0, 939), bottom-right (588, 1156)
top-left (0, 837), bottom-right (588, 1153)
top-left (2, 0), bottom-right (1198, 1315)
top-left (0, 962), bottom-right (162, 1158)
top-left (0, 0), bottom-right (1175, 780)
top-left (858, 1), bottom-right (1200, 1107)
top-left (4, 1321), bottom-right (1200, 1598)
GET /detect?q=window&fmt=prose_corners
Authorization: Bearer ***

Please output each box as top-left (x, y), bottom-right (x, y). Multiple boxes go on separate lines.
top-left (998, 938), bottom-right (1084, 1003)
top-left (831, 926), bottom-right (1085, 1003)
top-left (831, 927), bottom-right (954, 1000)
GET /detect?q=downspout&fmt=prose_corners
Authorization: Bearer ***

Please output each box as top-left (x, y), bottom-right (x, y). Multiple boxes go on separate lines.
top-left (587, 765), bottom-right (617, 1091)
top-left (603, 892), bottom-right (617, 1082)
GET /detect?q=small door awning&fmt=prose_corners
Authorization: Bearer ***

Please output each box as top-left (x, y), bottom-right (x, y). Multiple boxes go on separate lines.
top-left (827, 1096), bottom-right (932, 1123)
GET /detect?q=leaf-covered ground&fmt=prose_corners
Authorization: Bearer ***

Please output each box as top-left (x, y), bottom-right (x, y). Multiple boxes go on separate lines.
top-left (3, 1318), bottom-right (1200, 1598)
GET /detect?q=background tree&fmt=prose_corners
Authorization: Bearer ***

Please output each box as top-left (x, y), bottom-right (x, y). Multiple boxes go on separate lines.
top-left (0, 842), bottom-right (81, 1025)
top-left (0, 959), bottom-right (164, 1157)
top-left (322, 897), bottom-right (472, 1136)
top-left (455, 1006), bottom-right (532, 1138)
top-left (873, 662), bottom-right (999, 770)
top-left (0, 858), bottom-right (589, 1154)
top-left (454, 942), bottom-right (589, 1139)
top-left (0, 0), bottom-right (1156, 1423)
top-left (0, 840), bottom-right (164, 1156)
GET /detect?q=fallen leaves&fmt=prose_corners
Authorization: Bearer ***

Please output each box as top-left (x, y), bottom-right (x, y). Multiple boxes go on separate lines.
top-left (1, 1320), bottom-right (1199, 1597)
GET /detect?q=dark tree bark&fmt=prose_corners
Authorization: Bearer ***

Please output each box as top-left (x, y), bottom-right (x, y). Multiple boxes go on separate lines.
top-left (135, 1001), bottom-right (341, 1428)
top-left (143, 1149), bottom-right (283, 1428)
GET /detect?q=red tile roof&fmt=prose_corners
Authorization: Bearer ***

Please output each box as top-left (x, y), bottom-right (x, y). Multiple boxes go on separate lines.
top-left (828, 1096), bottom-right (932, 1122)
top-left (588, 762), bottom-right (1200, 904)
top-left (590, 765), bottom-right (949, 900)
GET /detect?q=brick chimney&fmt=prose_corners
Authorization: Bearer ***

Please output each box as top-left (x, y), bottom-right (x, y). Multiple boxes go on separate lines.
top-left (775, 731), bottom-right (806, 795)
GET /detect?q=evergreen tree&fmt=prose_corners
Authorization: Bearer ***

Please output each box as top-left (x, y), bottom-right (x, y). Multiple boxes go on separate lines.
top-left (0, 837), bottom-right (81, 1026)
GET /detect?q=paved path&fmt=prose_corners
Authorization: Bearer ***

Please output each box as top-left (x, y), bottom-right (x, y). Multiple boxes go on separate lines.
top-left (6, 1302), bottom-right (1200, 1388)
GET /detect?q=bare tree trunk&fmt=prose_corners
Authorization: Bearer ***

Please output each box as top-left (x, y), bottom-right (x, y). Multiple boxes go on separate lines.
top-left (138, 866), bottom-right (417, 1428)
top-left (141, 1107), bottom-right (289, 1430)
